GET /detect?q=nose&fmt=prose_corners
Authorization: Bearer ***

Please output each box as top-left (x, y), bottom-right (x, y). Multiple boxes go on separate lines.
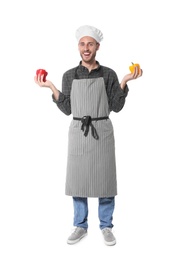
top-left (84, 44), bottom-right (89, 51)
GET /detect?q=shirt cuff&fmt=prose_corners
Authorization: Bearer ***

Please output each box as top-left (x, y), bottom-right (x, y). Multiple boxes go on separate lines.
top-left (52, 91), bottom-right (64, 103)
top-left (118, 84), bottom-right (129, 96)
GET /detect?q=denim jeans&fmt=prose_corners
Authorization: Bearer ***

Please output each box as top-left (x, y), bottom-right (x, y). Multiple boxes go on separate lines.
top-left (73, 197), bottom-right (115, 230)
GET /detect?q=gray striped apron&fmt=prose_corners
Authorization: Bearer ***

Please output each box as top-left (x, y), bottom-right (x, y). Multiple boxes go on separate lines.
top-left (65, 73), bottom-right (117, 198)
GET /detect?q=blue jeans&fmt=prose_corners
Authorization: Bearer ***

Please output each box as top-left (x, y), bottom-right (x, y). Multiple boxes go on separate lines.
top-left (73, 197), bottom-right (115, 230)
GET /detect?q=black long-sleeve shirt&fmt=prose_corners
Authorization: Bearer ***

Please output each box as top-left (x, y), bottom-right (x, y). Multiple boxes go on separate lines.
top-left (52, 61), bottom-right (129, 115)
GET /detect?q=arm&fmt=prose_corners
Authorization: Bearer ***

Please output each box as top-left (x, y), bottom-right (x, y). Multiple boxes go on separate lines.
top-left (52, 72), bottom-right (72, 116)
top-left (34, 74), bottom-right (60, 100)
top-left (34, 72), bottom-right (72, 116)
top-left (105, 70), bottom-right (129, 113)
top-left (106, 66), bottom-right (143, 113)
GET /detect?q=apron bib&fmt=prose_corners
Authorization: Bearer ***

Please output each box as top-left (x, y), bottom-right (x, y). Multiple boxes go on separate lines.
top-left (65, 76), bottom-right (117, 197)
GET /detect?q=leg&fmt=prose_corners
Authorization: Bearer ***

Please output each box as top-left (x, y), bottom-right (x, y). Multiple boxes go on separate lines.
top-left (67, 197), bottom-right (88, 244)
top-left (73, 197), bottom-right (88, 229)
top-left (98, 197), bottom-right (115, 230)
top-left (98, 197), bottom-right (116, 246)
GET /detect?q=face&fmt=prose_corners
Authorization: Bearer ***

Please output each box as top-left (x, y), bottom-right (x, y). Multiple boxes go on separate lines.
top-left (78, 36), bottom-right (100, 64)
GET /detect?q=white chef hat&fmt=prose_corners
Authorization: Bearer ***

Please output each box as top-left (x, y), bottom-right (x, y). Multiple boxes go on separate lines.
top-left (75, 25), bottom-right (103, 43)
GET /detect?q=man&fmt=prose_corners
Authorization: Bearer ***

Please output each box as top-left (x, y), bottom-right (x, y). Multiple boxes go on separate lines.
top-left (34, 25), bottom-right (142, 246)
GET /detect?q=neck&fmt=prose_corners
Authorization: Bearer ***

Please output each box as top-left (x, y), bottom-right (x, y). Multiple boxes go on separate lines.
top-left (81, 60), bottom-right (98, 72)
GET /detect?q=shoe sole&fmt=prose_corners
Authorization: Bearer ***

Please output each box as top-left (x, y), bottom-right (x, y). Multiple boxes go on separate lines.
top-left (67, 233), bottom-right (87, 245)
top-left (104, 239), bottom-right (116, 246)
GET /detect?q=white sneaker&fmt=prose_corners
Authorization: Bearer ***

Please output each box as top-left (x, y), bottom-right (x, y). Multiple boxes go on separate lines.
top-left (102, 228), bottom-right (116, 246)
top-left (67, 227), bottom-right (87, 245)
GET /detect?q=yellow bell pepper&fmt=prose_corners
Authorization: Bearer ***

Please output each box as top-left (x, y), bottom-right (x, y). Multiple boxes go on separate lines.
top-left (129, 62), bottom-right (141, 74)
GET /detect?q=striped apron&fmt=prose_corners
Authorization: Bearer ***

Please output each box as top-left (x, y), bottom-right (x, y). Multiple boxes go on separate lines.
top-left (65, 74), bottom-right (117, 198)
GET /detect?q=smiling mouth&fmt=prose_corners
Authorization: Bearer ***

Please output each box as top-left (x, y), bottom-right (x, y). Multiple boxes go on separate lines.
top-left (83, 52), bottom-right (90, 56)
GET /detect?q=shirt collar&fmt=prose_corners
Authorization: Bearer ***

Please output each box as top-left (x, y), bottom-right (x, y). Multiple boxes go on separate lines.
top-left (78, 61), bottom-right (101, 71)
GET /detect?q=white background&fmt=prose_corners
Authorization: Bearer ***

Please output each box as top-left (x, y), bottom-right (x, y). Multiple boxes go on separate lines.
top-left (0, 0), bottom-right (170, 259)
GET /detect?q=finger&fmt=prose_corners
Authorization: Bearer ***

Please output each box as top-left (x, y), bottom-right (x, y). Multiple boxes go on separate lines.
top-left (41, 74), bottom-right (44, 82)
top-left (135, 66), bottom-right (140, 78)
top-left (131, 66), bottom-right (137, 78)
top-left (37, 74), bottom-right (40, 82)
top-left (38, 74), bottom-right (44, 83)
top-left (37, 74), bottom-right (44, 83)
top-left (137, 68), bottom-right (143, 78)
top-left (36, 74), bottom-right (44, 86)
top-left (139, 69), bottom-right (143, 76)
top-left (34, 75), bottom-right (38, 83)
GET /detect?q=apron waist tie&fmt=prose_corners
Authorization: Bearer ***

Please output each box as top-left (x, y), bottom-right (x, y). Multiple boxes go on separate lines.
top-left (73, 116), bottom-right (109, 140)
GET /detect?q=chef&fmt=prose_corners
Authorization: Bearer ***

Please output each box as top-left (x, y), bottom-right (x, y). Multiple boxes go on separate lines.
top-left (34, 25), bottom-right (142, 246)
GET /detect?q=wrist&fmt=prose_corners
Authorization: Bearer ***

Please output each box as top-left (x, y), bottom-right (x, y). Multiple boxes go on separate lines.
top-left (51, 85), bottom-right (59, 100)
top-left (120, 81), bottom-right (127, 90)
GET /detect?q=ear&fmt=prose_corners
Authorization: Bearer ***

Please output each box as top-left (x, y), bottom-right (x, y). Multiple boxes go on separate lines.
top-left (96, 43), bottom-right (100, 51)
